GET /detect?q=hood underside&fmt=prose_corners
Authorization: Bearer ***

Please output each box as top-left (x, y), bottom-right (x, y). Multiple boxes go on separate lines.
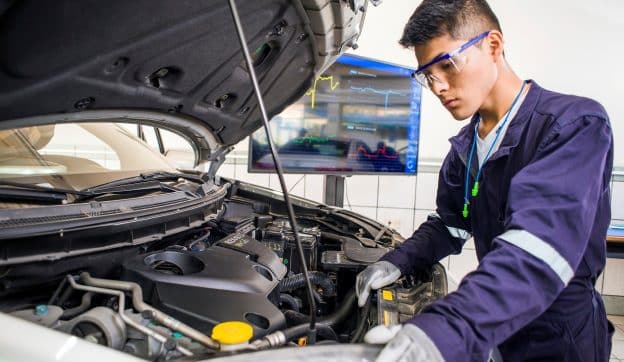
top-left (0, 0), bottom-right (366, 147)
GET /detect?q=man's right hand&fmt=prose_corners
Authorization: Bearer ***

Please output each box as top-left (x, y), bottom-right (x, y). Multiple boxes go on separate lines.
top-left (355, 261), bottom-right (401, 307)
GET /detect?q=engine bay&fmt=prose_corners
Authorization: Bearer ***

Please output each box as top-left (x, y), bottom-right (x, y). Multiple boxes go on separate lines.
top-left (0, 179), bottom-right (446, 360)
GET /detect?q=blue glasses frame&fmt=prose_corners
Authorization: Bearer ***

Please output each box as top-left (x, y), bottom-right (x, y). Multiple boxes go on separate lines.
top-left (412, 30), bottom-right (491, 77)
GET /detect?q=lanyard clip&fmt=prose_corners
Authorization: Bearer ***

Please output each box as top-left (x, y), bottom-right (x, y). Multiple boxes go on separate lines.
top-left (471, 181), bottom-right (480, 197)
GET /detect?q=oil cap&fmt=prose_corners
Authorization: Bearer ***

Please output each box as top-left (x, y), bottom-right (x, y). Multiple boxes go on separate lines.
top-left (211, 321), bottom-right (253, 345)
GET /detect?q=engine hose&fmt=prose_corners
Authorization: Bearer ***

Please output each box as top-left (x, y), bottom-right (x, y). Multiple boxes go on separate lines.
top-left (279, 272), bottom-right (336, 297)
top-left (282, 323), bottom-right (337, 342)
top-left (349, 292), bottom-right (372, 343)
top-left (279, 294), bottom-right (300, 312)
top-left (283, 309), bottom-right (310, 326)
top-left (61, 292), bottom-right (93, 319)
top-left (283, 289), bottom-right (356, 327)
top-left (79, 272), bottom-right (219, 350)
top-left (66, 276), bottom-right (193, 356)
top-left (320, 231), bottom-right (359, 245)
top-left (251, 324), bottom-right (338, 350)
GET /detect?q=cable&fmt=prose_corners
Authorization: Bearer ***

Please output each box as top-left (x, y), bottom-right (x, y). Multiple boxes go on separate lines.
top-left (289, 175), bottom-right (305, 193)
top-left (344, 178), bottom-right (352, 210)
top-left (227, 0), bottom-right (317, 343)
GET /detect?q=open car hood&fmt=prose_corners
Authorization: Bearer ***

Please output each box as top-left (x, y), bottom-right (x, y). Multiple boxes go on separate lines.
top-left (0, 0), bottom-right (368, 148)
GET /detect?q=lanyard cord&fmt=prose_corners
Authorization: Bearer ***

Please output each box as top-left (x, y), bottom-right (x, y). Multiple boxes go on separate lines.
top-left (462, 80), bottom-right (526, 218)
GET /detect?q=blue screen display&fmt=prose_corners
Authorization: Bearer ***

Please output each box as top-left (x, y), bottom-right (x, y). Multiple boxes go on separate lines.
top-left (249, 53), bottom-right (421, 175)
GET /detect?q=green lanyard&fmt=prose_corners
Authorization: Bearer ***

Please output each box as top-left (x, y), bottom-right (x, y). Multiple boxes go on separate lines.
top-left (462, 80), bottom-right (526, 218)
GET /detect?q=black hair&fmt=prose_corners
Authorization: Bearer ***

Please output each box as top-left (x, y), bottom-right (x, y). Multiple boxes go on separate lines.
top-left (399, 0), bottom-right (502, 48)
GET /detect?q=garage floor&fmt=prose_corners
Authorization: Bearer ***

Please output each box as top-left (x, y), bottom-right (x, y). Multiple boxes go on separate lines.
top-left (609, 315), bottom-right (624, 361)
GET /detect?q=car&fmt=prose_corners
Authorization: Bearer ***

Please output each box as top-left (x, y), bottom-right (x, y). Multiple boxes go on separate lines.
top-left (0, 1), bottom-right (447, 361)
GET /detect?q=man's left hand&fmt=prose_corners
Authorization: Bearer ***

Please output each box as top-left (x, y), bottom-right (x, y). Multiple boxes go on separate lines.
top-left (364, 323), bottom-right (445, 362)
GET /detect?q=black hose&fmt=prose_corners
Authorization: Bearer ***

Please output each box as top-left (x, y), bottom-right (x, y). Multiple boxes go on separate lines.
top-left (321, 289), bottom-right (356, 326)
top-left (283, 309), bottom-right (311, 326)
top-left (279, 294), bottom-right (300, 312)
top-left (282, 323), bottom-right (337, 342)
top-left (56, 282), bottom-right (75, 307)
top-left (317, 324), bottom-right (338, 341)
top-left (350, 293), bottom-right (372, 343)
top-left (61, 292), bottom-right (93, 319)
top-left (279, 272), bottom-right (336, 297)
top-left (312, 289), bottom-right (323, 305)
top-left (283, 289), bottom-right (357, 328)
top-left (320, 231), bottom-right (359, 245)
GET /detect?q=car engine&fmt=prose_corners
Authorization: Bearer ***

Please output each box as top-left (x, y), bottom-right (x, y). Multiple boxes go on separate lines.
top-left (1, 179), bottom-right (446, 361)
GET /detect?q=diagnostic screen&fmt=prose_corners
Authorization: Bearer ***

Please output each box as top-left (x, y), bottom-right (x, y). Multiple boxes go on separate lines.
top-left (249, 53), bottom-right (421, 175)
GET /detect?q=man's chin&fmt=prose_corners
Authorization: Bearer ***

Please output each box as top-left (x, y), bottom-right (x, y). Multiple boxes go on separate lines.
top-left (449, 110), bottom-right (473, 121)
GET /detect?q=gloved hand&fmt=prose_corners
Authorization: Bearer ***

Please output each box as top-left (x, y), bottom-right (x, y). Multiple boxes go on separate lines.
top-left (364, 323), bottom-right (444, 362)
top-left (355, 261), bottom-right (401, 307)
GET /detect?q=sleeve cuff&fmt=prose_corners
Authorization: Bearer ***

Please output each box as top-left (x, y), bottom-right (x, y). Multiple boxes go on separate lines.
top-left (405, 313), bottom-right (468, 362)
top-left (379, 250), bottom-right (412, 275)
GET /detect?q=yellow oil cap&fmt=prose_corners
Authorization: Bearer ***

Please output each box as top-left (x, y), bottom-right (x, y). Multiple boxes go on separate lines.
top-left (211, 321), bottom-right (253, 345)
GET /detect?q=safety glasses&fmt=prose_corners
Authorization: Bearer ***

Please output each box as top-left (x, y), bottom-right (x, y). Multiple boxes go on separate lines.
top-left (411, 31), bottom-right (490, 90)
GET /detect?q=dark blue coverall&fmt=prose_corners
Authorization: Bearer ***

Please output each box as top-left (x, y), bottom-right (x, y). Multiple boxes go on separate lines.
top-left (380, 81), bottom-right (614, 361)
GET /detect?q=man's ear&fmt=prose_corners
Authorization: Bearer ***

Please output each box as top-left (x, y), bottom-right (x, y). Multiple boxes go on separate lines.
top-left (486, 30), bottom-right (505, 61)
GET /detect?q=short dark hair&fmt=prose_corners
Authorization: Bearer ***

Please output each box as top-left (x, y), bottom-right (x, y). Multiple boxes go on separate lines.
top-left (399, 0), bottom-right (502, 48)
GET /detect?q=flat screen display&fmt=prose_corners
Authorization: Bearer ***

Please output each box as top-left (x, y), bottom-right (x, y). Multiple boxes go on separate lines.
top-left (248, 53), bottom-right (421, 175)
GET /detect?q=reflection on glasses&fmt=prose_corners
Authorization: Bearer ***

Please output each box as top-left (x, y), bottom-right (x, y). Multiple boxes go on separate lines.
top-left (411, 31), bottom-right (490, 90)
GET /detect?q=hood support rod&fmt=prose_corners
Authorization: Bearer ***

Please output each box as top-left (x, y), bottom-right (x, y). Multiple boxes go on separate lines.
top-left (227, 0), bottom-right (317, 344)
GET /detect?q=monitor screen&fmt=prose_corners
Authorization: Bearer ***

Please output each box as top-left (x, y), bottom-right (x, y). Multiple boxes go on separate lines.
top-left (248, 53), bottom-right (421, 175)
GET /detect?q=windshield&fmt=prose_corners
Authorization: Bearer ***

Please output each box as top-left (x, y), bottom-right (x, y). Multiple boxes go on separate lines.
top-left (0, 122), bottom-right (179, 190)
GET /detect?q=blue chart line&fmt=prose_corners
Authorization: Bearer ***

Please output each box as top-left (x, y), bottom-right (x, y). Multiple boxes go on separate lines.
top-left (349, 86), bottom-right (408, 110)
top-left (349, 69), bottom-right (377, 78)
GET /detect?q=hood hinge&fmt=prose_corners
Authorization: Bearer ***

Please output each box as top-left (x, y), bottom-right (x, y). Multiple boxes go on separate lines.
top-left (203, 145), bottom-right (234, 181)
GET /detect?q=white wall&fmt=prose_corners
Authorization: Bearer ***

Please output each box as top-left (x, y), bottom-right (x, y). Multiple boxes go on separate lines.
top-left (350, 0), bottom-right (624, 165)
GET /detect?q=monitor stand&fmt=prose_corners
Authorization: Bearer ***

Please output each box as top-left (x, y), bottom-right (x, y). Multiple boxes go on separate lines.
top-left (323, 175), bottom-right (345, 207)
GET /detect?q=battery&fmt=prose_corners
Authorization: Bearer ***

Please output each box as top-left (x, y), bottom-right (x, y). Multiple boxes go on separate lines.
top-left (377, 288), bottom-right (400, 326)
top-left (377, 280), bottom-right (433, 325)
top-left (261, 220), bottom-right (319, 274)
top-left (282, 231), bottom-right (317, 274)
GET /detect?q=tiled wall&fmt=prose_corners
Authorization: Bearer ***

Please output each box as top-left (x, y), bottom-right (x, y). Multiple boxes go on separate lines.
top-left (219, 145), bottom-right (624, 297)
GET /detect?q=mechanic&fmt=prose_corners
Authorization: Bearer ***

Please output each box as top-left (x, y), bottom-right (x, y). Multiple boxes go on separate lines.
top-left (356, 0), bottom-right (614, 361)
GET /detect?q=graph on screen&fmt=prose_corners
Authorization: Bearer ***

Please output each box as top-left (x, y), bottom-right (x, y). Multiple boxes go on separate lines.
top-left (249, 53), bottom-right (421, 175)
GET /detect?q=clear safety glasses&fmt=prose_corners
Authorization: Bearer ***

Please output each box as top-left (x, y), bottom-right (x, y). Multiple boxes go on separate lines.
top-left (411, 31), bottom-right (490, 90)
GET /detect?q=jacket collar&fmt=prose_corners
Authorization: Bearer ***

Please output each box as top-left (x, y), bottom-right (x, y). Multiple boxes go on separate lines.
top-left (449, 80), bottom-right (543, 165)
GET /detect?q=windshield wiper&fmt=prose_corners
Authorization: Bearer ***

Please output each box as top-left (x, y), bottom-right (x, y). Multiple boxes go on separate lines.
top-left (83, 171), bottom-right (203, 193)
top-left (0, 171), bottom-right (204, 204)
top-left (75, 180), bottom-right (185, 202)
top-left (0, 175), bottom-right (191, 204)
top-left (0, 181), bottom-right (91, 204)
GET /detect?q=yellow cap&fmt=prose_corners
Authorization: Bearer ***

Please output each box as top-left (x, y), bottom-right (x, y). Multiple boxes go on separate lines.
top-left (211, 321), bottom-right (253, 345)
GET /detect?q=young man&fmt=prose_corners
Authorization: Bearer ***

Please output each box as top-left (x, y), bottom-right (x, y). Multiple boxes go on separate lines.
top-left (356, 1), bottom-right (614, 361)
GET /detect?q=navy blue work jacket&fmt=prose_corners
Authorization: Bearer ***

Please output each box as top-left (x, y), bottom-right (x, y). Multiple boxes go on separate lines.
top-left (380, 80), bottom-right (614, 361)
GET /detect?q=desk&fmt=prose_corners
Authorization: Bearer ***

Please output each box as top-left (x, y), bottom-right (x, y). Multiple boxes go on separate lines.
top-left (607, 226), bottom-right (624, 258)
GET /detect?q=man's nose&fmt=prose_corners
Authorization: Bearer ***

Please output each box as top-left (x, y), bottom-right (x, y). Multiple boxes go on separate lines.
top-left (431, 78), bottom-right (448, 95)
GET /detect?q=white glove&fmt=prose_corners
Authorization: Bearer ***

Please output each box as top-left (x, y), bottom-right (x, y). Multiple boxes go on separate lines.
top-left (364, 324), bottom-right (445, 362)
top-left (355, 261), bottom-right (401, 307)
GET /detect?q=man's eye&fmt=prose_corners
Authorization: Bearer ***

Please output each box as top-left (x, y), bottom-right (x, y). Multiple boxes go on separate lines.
top-left (440, 61), bottom-right (453, 70)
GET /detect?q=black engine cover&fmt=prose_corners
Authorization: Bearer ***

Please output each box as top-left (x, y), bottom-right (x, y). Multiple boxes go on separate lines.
top-left (121, 234), bottom-right (287, 337)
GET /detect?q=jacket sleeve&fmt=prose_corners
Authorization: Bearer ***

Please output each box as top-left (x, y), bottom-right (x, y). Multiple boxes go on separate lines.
top-left (379, 149), bottom-right (473, 275)
top-left (405, 114), bottom-right (613, 361)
